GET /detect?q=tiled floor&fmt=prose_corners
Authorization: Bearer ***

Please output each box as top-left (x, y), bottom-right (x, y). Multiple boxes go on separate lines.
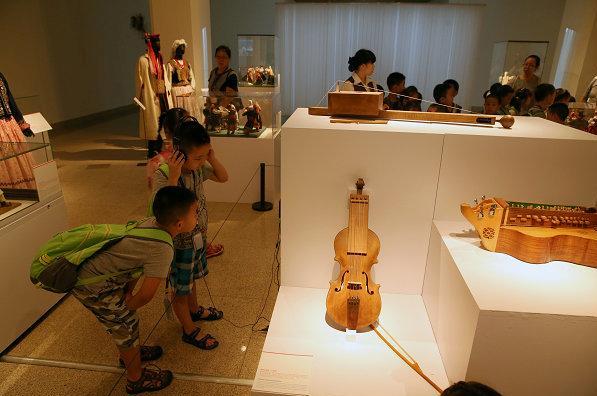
top-left (1, 112), bottom-right (279, 395)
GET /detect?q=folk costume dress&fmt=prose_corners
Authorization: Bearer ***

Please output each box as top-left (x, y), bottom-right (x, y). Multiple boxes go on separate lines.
top-left (135, 34), bottom-right (172, 158)
top-left (167, 58), bottom-right (200, 118)
top-left (0, 72), bottom-right (35, 189)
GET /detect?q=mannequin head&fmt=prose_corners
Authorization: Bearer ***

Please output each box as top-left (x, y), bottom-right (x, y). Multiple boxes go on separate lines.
top-left (171, 39), bottom-right (187, 59)
top-left (175, 45), bottom-right (185, 59)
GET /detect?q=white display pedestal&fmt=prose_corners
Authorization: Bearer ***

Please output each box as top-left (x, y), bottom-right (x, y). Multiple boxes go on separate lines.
top-left (256, 108), bottom-right (597, 395)
top-left (205, 128), bottom-right (280, 204)
top-left (423, 221), bottom-right (597, 396)
top-left (252, 287), bottom-right (449, 396)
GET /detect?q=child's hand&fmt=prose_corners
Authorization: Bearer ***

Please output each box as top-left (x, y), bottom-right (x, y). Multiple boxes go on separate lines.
top-left (167, 151), bottom-right (185, 183)
top-left (207, 148), bottom-right (216, 163)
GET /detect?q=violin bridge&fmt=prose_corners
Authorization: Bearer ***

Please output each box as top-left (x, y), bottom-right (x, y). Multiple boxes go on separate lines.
top-left (347, 296), bottom-right (360, 330)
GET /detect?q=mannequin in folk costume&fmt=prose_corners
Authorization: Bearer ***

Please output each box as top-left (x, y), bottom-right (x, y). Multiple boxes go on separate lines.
top-left (166, 39), bottom-right (200, 118)
top-left (0, 72), bottom-right (36, 190)
top-left (135, 33), bottom-right (172, 159)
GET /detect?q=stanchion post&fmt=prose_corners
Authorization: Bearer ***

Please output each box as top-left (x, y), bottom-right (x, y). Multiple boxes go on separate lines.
top-left (252, 163), bottom-right (273, 212)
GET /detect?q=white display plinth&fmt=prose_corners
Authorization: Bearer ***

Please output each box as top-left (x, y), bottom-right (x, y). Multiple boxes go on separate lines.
top-left (423, 221), bottom-right (597, 396)
top-left (205, 128), bottom-right (280, 204)
top-left (281, 108), bottom-right (445, 295)
top-left (266, 108), bottom-right (597, 394)
top-left (251, 286), bottom-right (449, 396)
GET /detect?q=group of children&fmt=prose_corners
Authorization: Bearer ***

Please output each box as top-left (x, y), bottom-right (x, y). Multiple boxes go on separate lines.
top-left (67, 110), bottom-right (228, 393)
top-left (482, 82), bottom-right (572, 123)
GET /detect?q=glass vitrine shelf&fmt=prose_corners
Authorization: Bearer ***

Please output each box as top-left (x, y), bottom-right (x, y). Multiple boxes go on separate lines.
top-left (0, 141), bottom-right (49, 161)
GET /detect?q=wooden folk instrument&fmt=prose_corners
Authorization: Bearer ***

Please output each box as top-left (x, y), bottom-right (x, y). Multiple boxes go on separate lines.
top-left (326, 178), bottom-right (382, 330)
top-left (309, 91), bottom-right (515, 128)
top-left (461, 197), bottom-right (597, 267)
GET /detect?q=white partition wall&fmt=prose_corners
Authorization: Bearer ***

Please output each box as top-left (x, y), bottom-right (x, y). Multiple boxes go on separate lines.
top-left (281, 109), bottom-right (445, 295)
top-left (434, 118), bottom-right (597, 221)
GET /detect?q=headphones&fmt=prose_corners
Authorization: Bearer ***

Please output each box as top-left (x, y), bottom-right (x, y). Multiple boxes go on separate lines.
top-left (172, 115), bottom-right (200, 160)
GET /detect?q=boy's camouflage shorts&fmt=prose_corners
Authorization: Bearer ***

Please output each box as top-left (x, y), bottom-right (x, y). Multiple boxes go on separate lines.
top-left (71, 285), bottom-right (139, 348)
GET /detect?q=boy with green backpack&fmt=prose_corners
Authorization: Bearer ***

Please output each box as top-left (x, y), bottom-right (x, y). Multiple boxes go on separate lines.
top-left (31, 186), bottom-right (198, 394)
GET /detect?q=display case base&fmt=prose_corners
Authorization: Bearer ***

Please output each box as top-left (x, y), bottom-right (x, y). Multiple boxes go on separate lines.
top-left (252, 286), bottom-right (449, 396)
top-left (423, 220), bottom-right (597, 396)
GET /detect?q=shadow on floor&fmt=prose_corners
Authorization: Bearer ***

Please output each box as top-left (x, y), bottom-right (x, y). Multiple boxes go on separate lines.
top-left (53, 149), bottom-right (145, 161)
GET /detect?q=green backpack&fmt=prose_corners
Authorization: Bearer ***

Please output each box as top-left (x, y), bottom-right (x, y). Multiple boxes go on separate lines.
top-left (30, 220), bottom-right (173, 293)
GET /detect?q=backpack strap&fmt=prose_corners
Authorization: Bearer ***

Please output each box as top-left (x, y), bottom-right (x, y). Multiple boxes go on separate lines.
top-left (75, 221), bottom-right (172, 287)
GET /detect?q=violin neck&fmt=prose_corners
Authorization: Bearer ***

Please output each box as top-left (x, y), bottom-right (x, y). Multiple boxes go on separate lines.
top-left (347, 192), bottom-right (369, 255)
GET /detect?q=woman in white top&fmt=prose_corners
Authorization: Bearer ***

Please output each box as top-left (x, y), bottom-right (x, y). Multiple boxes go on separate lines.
top-left (510, 55), bottom-right (541, 93)
top-left (340, 49), bottom-right (382, 92)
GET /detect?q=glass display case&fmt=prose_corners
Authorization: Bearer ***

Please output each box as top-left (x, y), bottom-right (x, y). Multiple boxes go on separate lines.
top-left (0, 140), bottom-right (60, 223)
top-left (238, 34), bottom-right (278, 88)
top-left (489, 40), bottom-right (549, 86)
top-left (200, 88), bottom-right (281, 138)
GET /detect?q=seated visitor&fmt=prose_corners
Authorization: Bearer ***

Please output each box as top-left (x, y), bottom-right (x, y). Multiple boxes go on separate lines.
top-left (554, 88), bottom-right (571, 104)
top-left (483, 93), bottom-right (500, 115)
top-left (151, 117), bottom-right (229, 352)
top-left (441, 381), bottom-right (501, 396)
top-left (546, 102), bottom-right (569, 124)
top-left (341, 49), bottom-right (380, 92)
top-left (443, 79), bottom-right (462, 113)
top-left (510, 88), bottom-right (533, 116)
top-left (497, 85), bottom-right (515, 115)
top-left (427, 83), bottom-right (450, 112)
top-left (402, 86), bottom-right (422, 111)
top-left (70, 186), bottom-right (199, 394)
top-left (383, 72), bottom-right (406, 110)
top-left (528, 83), bottom-right (556, 118)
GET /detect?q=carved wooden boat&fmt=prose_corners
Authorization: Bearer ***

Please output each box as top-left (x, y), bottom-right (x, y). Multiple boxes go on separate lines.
top-left (461, 197), bottom-right (597, 267)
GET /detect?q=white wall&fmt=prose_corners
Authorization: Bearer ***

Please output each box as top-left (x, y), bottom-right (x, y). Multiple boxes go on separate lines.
top-left (549, 0), bottom-right (597, 97)
top-left (451, 0), bottom-right (566, 106)
top-left (578, 10), bottom-right (597, 100)
top-left (149, 0), bottom-right (211, 90)
top-left (210, 0), bottom-right (278, 71)
top-left (0, 0), bottom-right (150, 124)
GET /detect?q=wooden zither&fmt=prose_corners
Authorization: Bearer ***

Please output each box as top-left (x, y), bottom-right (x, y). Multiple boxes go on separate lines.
top-left (308, 91), bottom-right (516, 128)
top-left (461, 197), bottom-right (597, 267)
top-left (326, 178), bottom-right (381, 330)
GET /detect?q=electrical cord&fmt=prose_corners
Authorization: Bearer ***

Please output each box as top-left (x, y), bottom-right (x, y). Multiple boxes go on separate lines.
top-left (107, 163), bottom-right (278, 394)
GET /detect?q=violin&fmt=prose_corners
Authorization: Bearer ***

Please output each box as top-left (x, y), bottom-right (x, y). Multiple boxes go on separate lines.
top-left (326, 178), bottom-right (382, 330)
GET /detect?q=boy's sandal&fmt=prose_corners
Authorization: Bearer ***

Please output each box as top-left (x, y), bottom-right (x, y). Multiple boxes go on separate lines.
top-left (190, 306), bottom-right (224, 322)
top-left (119, 345), bottom-right (163, 367)
top-left (125, 365), bottom-right (173, 394)
top-left (182, 328), bottom-right (219, 350)
top-left (206, 243), bottom-right (224, 258)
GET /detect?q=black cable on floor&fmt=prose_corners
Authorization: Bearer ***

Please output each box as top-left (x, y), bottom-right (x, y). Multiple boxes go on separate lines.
top-left (107, 163), bottom-right (276, 395)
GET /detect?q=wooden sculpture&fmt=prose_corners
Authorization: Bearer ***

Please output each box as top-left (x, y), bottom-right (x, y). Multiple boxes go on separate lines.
top-left (326, 178), bottom-right (381, 330)
top-left (461, 197), bottom-right (597, 267)
top-left (309, 91), bottom-right (515, 128)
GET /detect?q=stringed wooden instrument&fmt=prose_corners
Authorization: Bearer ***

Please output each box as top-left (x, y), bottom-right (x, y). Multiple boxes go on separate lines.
top-left (326, 178), bottom-right (381, 330)
top-left (309, 91), bottom-right (515, 128)
top-left (461, 197), bottom-right (597, 267)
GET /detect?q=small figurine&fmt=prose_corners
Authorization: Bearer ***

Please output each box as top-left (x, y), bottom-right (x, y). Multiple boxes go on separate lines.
top-left (242, 100), bottom-right (263, 134)
top-left (202, 102), bottom-right (212, 129)
top-left (0, 189), bottom-right (9, 207)
top-left (226, 104), bottom-right (238, 134)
